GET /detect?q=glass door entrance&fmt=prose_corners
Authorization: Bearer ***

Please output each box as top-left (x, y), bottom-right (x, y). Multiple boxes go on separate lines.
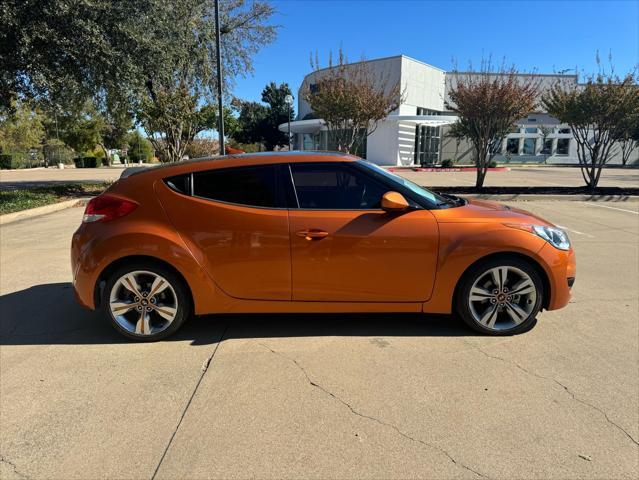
top-left (413, 108), bottom-right (441, 166)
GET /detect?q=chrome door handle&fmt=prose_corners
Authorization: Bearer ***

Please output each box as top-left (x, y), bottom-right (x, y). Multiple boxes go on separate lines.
top-left (296, 229), bottom-right (329, 240)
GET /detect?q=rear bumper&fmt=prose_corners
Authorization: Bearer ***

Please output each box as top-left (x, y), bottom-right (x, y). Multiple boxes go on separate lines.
top-left (539, 243), bottom-right (576, 310)
top-left (71, 226), bottom-right (97, 310)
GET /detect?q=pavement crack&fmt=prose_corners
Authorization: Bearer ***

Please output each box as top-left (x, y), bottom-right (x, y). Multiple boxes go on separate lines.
top-left (0, 455), bottom-right (30, 480)
top-left (463, 340), bottom-right (639, 447)
top-left (150, 321), bottom-right (230, 480)
top-left (260, 343), bottom-right (489, 479)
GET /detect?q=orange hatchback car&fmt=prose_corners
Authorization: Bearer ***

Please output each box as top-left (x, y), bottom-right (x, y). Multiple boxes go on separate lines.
top-left (71, 152), bottom-right (575, 341)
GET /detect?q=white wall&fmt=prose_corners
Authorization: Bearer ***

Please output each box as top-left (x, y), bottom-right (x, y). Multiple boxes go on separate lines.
top-left (297, 56), bottom-right (403, 120)
top-left (400, 56), bottom-right (446, 112)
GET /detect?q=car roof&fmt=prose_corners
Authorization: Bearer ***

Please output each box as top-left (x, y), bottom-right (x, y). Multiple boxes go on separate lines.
top-left (121, 151), bottom-right (359, 179)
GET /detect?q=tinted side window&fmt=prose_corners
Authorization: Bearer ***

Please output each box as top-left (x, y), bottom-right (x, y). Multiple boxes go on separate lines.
top-left (193, 165), bottom-right (280, 208)
top-left (165, 174), bottom-right (191, 195)
top-left (290, 163), bottom-right (387, 209)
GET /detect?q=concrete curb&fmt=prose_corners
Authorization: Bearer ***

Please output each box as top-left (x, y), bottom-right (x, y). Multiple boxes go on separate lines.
top-left (455, 194), bottom-right (639, 202)
top-left (0, 198), bottom-right (87, 225)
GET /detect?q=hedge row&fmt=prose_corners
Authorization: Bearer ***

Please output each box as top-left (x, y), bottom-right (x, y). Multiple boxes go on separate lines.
top-left (0, 154), bottom-right (12, 169)
top-left (73, 156), bottom-right (99, 168)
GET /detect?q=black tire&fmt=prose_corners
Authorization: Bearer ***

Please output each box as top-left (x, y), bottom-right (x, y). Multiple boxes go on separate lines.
top-left (102, 261), bottom-right (191, 341)
top-left (455, 256), bottom-right (544, 336)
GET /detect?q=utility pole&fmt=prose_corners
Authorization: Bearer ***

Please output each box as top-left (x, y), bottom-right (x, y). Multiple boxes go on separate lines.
top-left (214, 0), bottom-right (225, 155)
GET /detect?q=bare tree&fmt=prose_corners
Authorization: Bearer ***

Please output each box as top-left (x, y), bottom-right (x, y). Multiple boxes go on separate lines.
top-left (303, 49), bottom-right (402, 154)
top-left (543, 70), bottom-right (638, 190)
top-left (446, 63), bottom-right (539, 187)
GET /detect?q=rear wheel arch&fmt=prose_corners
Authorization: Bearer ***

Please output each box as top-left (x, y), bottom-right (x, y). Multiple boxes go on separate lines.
top-left (94, 255), bottom-right (194, 311)
top-left (453, 252), bottom-right (551, 311)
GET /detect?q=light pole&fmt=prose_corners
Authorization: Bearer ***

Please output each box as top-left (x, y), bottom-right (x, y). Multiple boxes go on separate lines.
top-left (284, 94), bottom-right (294, 150)
top-left (214, 0), bottom-right (225, 155)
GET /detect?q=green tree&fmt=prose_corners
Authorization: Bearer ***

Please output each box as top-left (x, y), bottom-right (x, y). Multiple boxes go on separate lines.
top-left (231, 99), bottom-right (268, 146)
top-left (0, 101), bottom-right (46, 154)
top-left (50, 102), bottom-right (104, 157)
top-left (139, 85), bottom-right (217, 162)
top-left (260, 82), bottom-right (294, 150)
top-left (543, 71), bottom-right (639, 189)
top-left (126, 131), bottom-right (154, 163)
top-left (2, 0), bottom-right (277, 164)
top-left (231, 82), bottom-right (294, 150)
top-left (1, 0), bottom-right (155, 109)
top-left (446, 63), bottom-right (539, 188)
top-left (136, 0), bottom-right (275, 161)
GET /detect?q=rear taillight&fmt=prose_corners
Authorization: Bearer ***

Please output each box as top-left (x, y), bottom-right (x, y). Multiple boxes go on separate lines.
top-left (83, 195), bottom-right (138, 223)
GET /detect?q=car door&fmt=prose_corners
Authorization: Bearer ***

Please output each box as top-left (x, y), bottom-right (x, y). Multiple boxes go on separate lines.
top-left (156, 163), bottom-right (292, 301)
top-left (288, 162), bottom-right (439, 302)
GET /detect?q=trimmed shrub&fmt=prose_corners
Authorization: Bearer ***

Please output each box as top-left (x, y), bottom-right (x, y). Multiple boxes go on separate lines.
top-left (73, 157), bottom-right (84, 168)
top-left (83, 156), bottom-right (98, 168)
top-left (488, 160), bottom-right (498, 168)
top-left (441, 159), bottom-right (455, 168)
top-left (0, 154), bottom-right (12, 169)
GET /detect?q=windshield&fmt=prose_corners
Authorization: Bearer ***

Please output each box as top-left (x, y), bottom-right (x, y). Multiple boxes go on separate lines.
top-left (356, 160), bottom-right (448, 206)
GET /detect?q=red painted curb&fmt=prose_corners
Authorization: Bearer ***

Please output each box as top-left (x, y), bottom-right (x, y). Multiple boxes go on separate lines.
top-left (387, 167), bottom-right (510, 173)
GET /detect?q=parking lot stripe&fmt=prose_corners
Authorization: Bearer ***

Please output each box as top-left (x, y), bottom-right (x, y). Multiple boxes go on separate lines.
top-left (583, 203), bottom-right (639, 215)
top-left (556, 225), bottom-right (595, 238)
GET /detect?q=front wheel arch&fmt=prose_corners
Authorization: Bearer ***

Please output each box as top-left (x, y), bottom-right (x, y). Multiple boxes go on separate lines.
top-left (453, 252), bottom-right (551, 312)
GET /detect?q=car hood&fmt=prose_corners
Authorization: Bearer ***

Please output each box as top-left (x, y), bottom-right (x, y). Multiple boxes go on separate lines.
top-left (431, 198), bottom-right (554, 226)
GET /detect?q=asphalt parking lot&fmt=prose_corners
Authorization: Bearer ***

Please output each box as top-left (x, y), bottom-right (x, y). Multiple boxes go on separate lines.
top-left (1, 200), bottom-right (638, 479)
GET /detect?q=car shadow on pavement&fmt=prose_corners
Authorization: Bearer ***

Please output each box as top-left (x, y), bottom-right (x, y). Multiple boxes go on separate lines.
top-left (0, 282), bottom-right (486, 346)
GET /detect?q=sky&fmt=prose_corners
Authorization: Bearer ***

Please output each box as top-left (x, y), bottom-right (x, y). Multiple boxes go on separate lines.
top-left (231, 0), bottom-right (639, 106)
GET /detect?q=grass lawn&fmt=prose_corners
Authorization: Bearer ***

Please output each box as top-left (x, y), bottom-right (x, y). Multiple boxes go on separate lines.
top-left (0, 183), bottom-right (109, 215)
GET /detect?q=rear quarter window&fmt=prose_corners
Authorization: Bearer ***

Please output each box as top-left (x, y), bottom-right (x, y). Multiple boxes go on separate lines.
top-left (164, 174), bottom-right (191, 195)
top-left (192, 164), bottom-right (284, 208)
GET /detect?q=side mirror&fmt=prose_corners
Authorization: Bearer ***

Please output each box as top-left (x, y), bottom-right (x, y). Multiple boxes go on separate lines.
top-left (381, 191), bottom-right (409, 212)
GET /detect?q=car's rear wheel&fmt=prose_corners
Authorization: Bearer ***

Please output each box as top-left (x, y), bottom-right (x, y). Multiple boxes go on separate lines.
top-left (102, 262), bottom-right (190, 341)
top-left (456, 257), bottom-right (544, 335)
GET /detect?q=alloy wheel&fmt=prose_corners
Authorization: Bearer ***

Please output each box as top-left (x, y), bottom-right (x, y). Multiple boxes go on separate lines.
top-left (109, 270), bottom-right (178, 336)
top-left (467, 266), bottom-right (538, 331)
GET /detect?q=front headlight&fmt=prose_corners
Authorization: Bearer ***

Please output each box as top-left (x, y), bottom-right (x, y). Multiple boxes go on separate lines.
top-left (504, 223), bottom-right (571, 251)
top-left (532, 225), bottom-right (571, 250)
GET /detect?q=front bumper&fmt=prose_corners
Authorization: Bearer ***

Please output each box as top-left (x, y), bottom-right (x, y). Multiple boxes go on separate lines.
top-left (538, 243), bottom-right (576, 310)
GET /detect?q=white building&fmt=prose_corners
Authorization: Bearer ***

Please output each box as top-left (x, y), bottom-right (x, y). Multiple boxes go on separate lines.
top-left (281, 55), bottom-right (637, 166)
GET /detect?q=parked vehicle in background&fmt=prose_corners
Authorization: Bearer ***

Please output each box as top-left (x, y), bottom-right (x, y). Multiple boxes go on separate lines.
top-left (71, 152), bottom-right (576, 341)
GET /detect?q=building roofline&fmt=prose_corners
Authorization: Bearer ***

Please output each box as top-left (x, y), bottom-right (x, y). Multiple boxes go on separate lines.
top-left (301, 54), bottom-right (405, 81)
top-left (398, 55), bottom-right (446, 73)
top-left (447, 70), bottom-right (579, 80)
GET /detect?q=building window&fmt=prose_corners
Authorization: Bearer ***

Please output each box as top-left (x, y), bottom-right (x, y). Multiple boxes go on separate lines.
top-left (522, 138), bottom-right (536, 155)
top-left (506, 138), bottom-right (520, 154)
top-left (525, 127), bottom-right (538, 134)
top-left (416, 107), bottom-right (440, 116)
top-left (556, 138), bottom-right (570, 155)
top-left (413, 108), bottom-right (441, 165)
top-left (541, 139), bottom-right (553, 155)
top-left (510, 126), bottom-right (521, 134)
top-left (557, 127), bottom-right (571, 134)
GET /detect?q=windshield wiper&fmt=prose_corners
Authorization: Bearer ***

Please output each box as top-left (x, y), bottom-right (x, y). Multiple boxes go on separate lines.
top-left (438, 193), bottom-right (466, 207)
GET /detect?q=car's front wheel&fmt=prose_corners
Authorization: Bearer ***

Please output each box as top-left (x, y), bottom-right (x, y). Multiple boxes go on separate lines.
top-left (102, 262), bottom-right (190, 341)
top-left (456, 257), bottom-right (544, 335)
